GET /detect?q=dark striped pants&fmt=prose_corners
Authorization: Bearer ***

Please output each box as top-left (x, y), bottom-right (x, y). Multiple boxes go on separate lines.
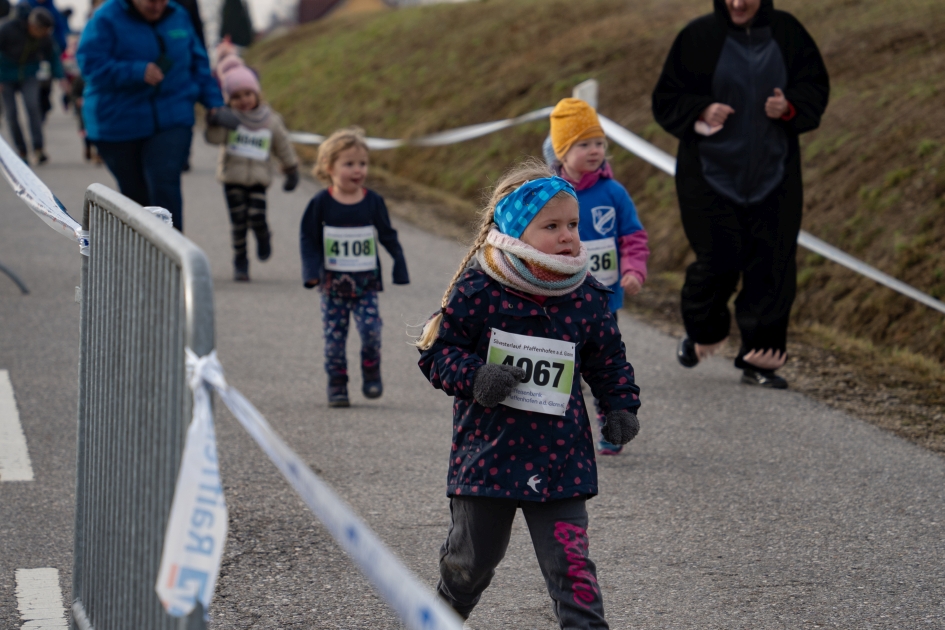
top-left (224, 184), bottom-right (269, 260)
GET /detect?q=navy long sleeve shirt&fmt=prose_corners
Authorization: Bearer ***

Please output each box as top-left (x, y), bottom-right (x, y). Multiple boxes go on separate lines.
top-left (300, 188), bottom-right (409, 296)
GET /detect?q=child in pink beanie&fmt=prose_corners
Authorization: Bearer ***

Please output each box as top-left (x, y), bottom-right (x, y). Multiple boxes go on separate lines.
top-left (206, 66), bottom-right (300, 281)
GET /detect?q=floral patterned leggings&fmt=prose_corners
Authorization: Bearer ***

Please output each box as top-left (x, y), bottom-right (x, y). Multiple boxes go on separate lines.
top-left (321, 291), bottom-right (382, 384)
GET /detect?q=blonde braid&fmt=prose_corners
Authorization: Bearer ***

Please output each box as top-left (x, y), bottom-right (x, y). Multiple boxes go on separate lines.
top-left (415, 214), bottom-right (493, 350)
top-left (414, 159), bottom-right (554, 351)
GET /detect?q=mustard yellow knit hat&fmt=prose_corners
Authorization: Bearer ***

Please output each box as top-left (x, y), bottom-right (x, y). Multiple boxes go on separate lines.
top-left (550, 98), bottom-right (605, 160)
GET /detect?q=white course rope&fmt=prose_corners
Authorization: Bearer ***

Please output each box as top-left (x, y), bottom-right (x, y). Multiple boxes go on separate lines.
top-left (157, 349), bottom-right (464, 630)
top-left (291, 107), bottom-right (944, 315)
top-left (289, 107), bottom-right (554, 150)
top-left (596, 114), bottom-right (945, 316)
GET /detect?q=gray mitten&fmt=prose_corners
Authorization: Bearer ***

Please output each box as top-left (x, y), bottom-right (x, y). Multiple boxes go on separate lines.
top-left (601, 409), bottom-right (640, 446)
top-left (208, 106), bottom-right (241, 130)
top-left (473, 364), bottom-right (525, 408)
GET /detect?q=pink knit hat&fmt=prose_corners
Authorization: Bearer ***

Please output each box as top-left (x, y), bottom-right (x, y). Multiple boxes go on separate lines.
top-left (215, 55), bottom-right (245, 78)
top-left (222, 66), bottom-right (261, 101)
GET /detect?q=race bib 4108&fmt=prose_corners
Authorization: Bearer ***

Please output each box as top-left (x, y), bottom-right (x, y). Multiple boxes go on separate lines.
top-left (583, 237), bottom-right (619, 286)
top-left (487, 329), bottom-right (575, 416)
top-left (324, 225), bottom-right (377, 272)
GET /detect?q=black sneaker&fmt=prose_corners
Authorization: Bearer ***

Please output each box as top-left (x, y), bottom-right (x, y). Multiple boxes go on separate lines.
top-left (741, 367), bottom-right (788, 389)
top-left (234, 255), bottom-right (249, 282)
top-left (676, 336), bottom-right (699, 368)
top-left (36, 151), bottom-right (48, 165)
top-left (257, 231), bottom-right (271, 261)
top-left (328, 383), bottom-right (350, 407)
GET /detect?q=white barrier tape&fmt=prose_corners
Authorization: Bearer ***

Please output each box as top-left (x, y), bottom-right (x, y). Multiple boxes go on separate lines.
top-left (289, 106), bottom-right (554, 149)
top-left (597, 114), bottom-right (945, 316)
top-left (169, 349), bottom-right (464, 630)
top-left (292, 108), bottom-right (945, 315)
top-left (0, 134), bottom-right (88, 255)
top-left (156, 351), bottom-right (228, 619)
top-left (797, 232), bottom-right (945, 315)
top-left (598, 115), bottom-right (679, 177)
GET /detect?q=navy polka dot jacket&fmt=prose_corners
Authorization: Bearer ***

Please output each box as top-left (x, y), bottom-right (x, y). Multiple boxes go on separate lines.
top-left (418, 267), bottom-right (641, 502)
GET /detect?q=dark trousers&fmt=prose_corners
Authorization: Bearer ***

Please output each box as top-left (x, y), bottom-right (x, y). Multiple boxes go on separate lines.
top-left (95, 127), bottom-right (193, 231)
top-left (224, 184), bottom-right (268, 262)
top-left (1, 79), bottom-right (43, 155)
top-left (679, 183), bottom-right (802, 365)
top-left (321, 291), bottom-right (382, 384)
top-left (438, 496), bottom-right (608, 629)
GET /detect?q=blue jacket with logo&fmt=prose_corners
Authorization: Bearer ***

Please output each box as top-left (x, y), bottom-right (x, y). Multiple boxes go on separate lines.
top-left (76, 0), bottom-right (222, 142)
top-left (575, 177), bottom-right (646, 311)
top-left (418, 264), bottom-right (640, 502)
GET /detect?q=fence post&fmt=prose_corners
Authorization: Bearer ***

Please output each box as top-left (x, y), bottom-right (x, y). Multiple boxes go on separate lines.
top-left (72, 183), bottom-right (214, 630)
top-left (572, 79), bottom-right (599, 109)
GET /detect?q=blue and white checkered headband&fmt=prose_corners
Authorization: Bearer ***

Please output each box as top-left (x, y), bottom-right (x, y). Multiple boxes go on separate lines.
top-left (493, 177), bottom-right (577, 239)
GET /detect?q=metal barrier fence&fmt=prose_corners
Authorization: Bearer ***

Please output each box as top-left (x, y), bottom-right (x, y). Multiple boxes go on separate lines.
top-left (72, 184), bottom-right (214, 630)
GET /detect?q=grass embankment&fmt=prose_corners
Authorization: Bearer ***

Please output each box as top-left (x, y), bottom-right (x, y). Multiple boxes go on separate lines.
top-left (247, 0), bottom-right (945, 448)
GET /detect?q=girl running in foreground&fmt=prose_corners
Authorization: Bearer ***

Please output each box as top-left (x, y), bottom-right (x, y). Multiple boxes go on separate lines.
top-left (416, 162), bottom-right (641, 629)
top-left (300, 128), bottom-right (409, 407)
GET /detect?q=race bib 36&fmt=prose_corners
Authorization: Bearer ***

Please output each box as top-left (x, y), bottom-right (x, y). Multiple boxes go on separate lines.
top-left (583, 237), bottom-right (619, 286)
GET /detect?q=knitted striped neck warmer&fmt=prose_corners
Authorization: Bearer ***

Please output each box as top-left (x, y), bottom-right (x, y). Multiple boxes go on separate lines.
top-left (476, 228), bottom-right (589, 297)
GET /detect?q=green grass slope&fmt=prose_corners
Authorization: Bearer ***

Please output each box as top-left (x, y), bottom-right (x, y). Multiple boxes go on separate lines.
top-left (248, 0), bottom-right (945, 361)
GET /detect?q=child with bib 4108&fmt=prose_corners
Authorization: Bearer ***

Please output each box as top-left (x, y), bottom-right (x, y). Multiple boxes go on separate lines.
top-left (205, 66), bottom-right (300, 281)
top-left (416, 162), bottom-right (641, 629)
top-left (545, 98), bottom-right (650, 456)
top-left (301, 128), bottom-right (409, 407)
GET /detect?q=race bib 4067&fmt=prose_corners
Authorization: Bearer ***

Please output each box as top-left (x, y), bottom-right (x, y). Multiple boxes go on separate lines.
top-left (487, 329), bottom-right (575, 416)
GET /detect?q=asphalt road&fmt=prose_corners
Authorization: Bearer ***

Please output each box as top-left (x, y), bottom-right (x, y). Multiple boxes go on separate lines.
top-left (1, 109), bottom-right (944, 629)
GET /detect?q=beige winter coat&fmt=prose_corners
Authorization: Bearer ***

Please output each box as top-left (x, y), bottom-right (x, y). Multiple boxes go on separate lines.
top-left (205, 106), bottom-right (298, 188)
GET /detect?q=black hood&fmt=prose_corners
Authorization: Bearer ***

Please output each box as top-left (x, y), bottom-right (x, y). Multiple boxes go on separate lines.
top-left (713, 0), bottom-right (774, 29)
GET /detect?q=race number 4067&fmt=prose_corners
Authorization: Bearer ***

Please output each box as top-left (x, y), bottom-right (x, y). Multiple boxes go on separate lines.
top-left (487, 329), bottom-right (575, 416)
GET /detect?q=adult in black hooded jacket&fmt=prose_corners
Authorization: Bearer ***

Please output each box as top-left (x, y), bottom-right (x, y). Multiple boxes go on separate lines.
top-left (652, 0), bottom-right (829, 389)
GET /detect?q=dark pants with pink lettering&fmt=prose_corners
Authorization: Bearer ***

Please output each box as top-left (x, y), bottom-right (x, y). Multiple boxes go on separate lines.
top-left (437, 496), bottom-right (608, 629)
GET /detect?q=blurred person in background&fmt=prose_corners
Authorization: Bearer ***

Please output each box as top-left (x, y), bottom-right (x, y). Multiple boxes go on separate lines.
top-left (77, 0), bottom-right (224, 231)
top-left (652, 0), bottom-right (829, 389)
top-left (23, 0), bottom-right (70, 118)
top-left (0, 5), bottom-right (64, 164)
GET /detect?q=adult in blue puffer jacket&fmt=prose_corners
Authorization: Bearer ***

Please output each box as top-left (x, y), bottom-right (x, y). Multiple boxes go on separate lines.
top-left (77, 0), bottom-right (224, 231)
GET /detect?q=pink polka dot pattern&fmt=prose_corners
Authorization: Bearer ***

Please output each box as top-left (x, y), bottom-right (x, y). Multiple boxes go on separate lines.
top-left (418, 268), bottom-right (640, 502)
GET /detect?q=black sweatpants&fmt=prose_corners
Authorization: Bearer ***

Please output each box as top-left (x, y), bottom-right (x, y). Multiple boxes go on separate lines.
top-left (437, 496), bottom-right (608, 629)
top-left (224, 184), bottom-right (268, 261)
top-left (679, 182), bottom-right (802, 367)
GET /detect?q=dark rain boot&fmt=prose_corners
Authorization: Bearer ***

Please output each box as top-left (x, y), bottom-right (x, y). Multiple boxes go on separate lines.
top-left (361, 361), bottom-right (382, 399)
top-left (234, 254), bottom-right (249, 282)
top-left (328, 378), bottom-right (350, 408)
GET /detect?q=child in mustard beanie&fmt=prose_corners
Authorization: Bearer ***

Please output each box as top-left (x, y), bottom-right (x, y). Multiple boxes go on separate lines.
top-left (548, 97), bottom-right (650, 456)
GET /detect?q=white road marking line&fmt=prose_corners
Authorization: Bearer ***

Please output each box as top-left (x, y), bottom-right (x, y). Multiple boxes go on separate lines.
top-left (15, 568), bottom-right (68, 629)
top-left (0, 369), bottom-right (33, 481)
